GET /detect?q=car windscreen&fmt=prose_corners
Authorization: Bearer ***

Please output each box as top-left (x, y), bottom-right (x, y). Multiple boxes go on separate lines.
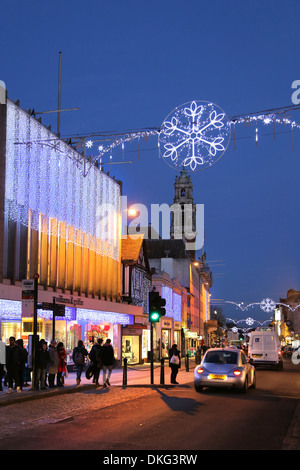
top-left (204, 351), bottom-right (238, 365)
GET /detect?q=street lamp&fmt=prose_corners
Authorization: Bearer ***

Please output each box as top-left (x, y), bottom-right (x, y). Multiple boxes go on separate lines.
top-left (192, 260), bottom-right (201, 343)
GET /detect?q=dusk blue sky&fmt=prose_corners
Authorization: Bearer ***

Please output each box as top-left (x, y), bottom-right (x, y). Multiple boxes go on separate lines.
top-left (1, 0), bottom-right (300, 323)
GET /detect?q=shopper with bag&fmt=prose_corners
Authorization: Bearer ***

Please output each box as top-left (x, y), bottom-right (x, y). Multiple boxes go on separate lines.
top-left (72, 340), bottom-right (88, 386)
top-left (169, 344), bottom-right (181, 384)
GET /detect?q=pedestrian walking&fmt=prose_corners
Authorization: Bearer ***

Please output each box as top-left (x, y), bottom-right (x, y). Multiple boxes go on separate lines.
top-left (36, 342), bottom-right (50, 390)
top-left (57, 342), bottom-right (67, 386)
top-left (102, 339), bottom-right (115, 388)
top-left (5, 336), bottom-right (22, 393)
top-left (16, 339), bottom-right (28, 390)
top-left (48, 340), bottom-right (59, 388)
top-left (0, 339), bottom-right (5, 391)
top-left (169, 344), bottom-right (181, 384)
top-left (89, 338), bottom-right (104, 386)
top-left (72, 340), bottom-right (88, 386)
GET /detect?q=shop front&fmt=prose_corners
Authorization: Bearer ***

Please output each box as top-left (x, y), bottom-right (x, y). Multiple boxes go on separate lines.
top-left (122, 325), bottom-right (150, 364)
top-left (184, 330), bottom-right (198, 357)
top-left (0, 286), bottom-right (142, 366)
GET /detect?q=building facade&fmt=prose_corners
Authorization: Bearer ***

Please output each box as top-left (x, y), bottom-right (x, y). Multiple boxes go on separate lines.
top-left (0, 83), bottom-right (143, 363)
top-left (121, 234), bottom-right (151, 364)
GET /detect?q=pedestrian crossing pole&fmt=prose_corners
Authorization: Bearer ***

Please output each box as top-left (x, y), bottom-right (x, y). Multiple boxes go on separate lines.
top-left (150, 322), bottom-right (154, 385)
top-left (32, 273), bottom-right (39, 390)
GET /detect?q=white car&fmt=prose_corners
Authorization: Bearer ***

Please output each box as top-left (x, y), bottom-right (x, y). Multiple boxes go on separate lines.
top-left (194, 348), bottom-right (256, 393)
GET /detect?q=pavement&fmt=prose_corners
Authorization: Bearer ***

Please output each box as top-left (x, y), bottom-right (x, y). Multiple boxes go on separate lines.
top-left (0, 359), bottom-right (198, 407)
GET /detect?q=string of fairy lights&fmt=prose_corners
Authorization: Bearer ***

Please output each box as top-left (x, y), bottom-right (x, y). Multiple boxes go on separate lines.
top-left (217, 297), bottom-right (300, 332)
top-left (60, 101), bottom-right (300, 174)
top-left (11, 100), bottom-right (300, 176)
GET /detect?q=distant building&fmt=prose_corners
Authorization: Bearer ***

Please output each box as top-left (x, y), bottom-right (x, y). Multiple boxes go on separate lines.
top-left (279, 289), bottom-right (300, 346)
top-left (145, 168), bottom-right (212, 353)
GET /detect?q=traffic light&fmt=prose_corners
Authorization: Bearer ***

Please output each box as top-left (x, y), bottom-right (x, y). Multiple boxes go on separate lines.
top-left (149, 290), bottom-right (166, 323)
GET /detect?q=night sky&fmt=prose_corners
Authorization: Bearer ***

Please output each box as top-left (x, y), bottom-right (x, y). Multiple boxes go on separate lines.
top-left (1, 0), bottom-right (300, 323)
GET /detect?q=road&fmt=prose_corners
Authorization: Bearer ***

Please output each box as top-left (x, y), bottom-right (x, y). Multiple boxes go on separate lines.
top-left (0, 360), bottom-right (299, 451)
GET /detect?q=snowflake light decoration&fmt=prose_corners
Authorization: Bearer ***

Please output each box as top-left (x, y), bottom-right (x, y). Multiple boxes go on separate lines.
top-left (159, 100), bottom-right (231, 172)
top-left (260, 298), bottom-right (276, 313)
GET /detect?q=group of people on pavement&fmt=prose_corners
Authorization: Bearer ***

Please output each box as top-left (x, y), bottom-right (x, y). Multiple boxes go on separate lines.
top-left (1, 336), bottom-right (180, 391)
top-left (74, 337), bottom-right (115, 388)
top-left (0, 337), bottom-right (69, 393)
top-left (0, 336), bottom-right (30, 393)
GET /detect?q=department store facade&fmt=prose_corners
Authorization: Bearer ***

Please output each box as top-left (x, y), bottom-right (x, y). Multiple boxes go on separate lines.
top-left (0, 84), bottom-right (147, 364)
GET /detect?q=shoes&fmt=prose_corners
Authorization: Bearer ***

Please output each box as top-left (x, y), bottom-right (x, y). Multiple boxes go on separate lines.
top-left (103, 383), bottom-right (108, 388)
top-left (17, 387), bottom-right (22, 393)
top-left (106, 379), bottom-right (110, 386)
top-left (76, 379), bottom-right (81, 386)
top-left (7, 388), bottom-right (12, 394)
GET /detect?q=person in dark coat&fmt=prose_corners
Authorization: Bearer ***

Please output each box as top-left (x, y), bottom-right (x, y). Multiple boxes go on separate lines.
top-left (169, 344), bottom-right (181, 384)
top-left (36, 342), bottom-right (50, 390)
top-left (89, 338), bottom-right (103, 386)
top-left (102, 339), bottom-right (115, 388)
top-left (6, 337), bottom-right (22, 393)
top-left (16, 339), bottom-right (28, 390)
top-left (72, 340), bottom-right (88, 386)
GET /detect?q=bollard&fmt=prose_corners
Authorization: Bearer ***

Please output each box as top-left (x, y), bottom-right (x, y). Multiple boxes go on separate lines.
top-left (185, 354), bottom-right (189, 372)
top-left (123, 357), bottom-right (127, 386)
top-left (160, 358), bottom-right (165, 385)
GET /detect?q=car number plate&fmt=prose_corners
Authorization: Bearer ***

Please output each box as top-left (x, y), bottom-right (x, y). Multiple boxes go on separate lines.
top-left (209, 374), bottom-right (226, 380)
top-left (253, 354), bottom-right (262, 357)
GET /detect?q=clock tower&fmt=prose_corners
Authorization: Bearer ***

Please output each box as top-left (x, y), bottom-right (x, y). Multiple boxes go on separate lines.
top-left (170, 168), bottom-right (197, 258)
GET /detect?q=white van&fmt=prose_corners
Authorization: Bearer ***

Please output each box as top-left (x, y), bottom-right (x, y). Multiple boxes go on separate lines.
top-left (248, 329), bottom-right (283, 370)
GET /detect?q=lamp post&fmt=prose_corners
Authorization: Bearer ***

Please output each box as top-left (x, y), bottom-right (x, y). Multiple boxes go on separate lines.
top-left (193, 260), bottom-right (201, 340)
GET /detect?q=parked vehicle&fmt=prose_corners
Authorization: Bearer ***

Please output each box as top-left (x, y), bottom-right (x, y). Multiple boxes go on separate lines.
top-left (194, 348), bottom-right (256, 394)
top-left (248, 329), bottom-right (283, 370)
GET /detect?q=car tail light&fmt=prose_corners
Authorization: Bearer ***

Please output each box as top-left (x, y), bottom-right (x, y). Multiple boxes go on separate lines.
top-left (197, 367), bottom-right (204, 374)
top-left (233, 369), bottom-right (242, 377)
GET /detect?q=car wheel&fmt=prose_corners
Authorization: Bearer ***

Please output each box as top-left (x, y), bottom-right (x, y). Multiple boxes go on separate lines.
top-left (195, 385), bottom-right (203, 393)
top-left (250, 372), bottom-right (256, 389)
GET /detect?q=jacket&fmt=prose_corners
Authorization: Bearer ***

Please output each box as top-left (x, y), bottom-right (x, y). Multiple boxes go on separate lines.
top-left (89, 344), bottom-right (103, 368)
top-left (102, 344), bottom-right (115, 367)
top-left (6, 345), bottom-right (21, 369)
top-left (168, 347), bottom-right (181, 368)
top-left (48, 347), bottom-right (60, 374)
top-left (58, 347), bottom-right (67, 373)
top-left (37, 349), bottom-right (50, 369)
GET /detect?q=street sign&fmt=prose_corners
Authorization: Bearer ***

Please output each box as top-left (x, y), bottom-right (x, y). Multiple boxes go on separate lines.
top-left (22, 279), bottom-right (35, 317)
top-left (37, 301), bottom-right (65, 317)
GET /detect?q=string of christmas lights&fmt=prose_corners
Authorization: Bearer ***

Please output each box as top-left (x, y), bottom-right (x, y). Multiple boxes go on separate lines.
top-left (6, 99), bottom-right (121, 258)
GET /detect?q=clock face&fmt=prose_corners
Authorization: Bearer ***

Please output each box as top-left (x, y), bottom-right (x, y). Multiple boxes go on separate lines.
top-left (159, 100), bottom-right (231, 172)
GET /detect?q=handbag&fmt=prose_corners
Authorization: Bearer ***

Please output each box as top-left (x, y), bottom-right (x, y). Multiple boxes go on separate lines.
top-left (85, 364), bottom-right (94, 380)
top-left (170, 354), bottom-right (180, 365)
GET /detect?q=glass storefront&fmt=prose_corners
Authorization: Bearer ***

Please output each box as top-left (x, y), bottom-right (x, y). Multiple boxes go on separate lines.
top-left (0, 299), bottom-right (132, 364)
top-left (161, 329), bottom-right (171, 358)
top-left (122, 335), bottom-right (140, 364)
